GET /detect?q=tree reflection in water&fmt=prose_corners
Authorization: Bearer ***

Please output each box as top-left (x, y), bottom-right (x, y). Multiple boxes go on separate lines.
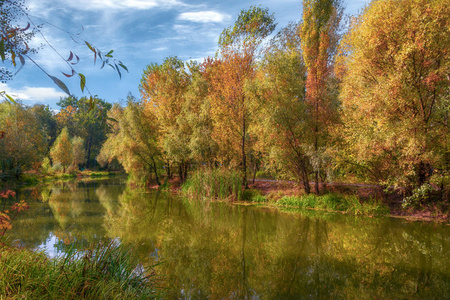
top-left (7, 179), bottom-right (450, 299)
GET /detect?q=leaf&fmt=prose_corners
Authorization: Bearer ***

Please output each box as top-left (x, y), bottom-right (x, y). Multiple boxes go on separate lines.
top-left (11, 50), bottom-right (16, 67)
top-left (20, 22), bottom-right (31, 32)
top-left (62, 69), bottom-right (75, 77)
top-left (106, 117), bottom-right (118, 123)
top-left (48, 75), bottom-right (70, 95)
top-left (67, 51), bottom-right (74, 62)
top-left (119, 63), bottom-right (129, 72)
top-left (79, 73), bottom-right (86, 93)
top-left (14, 54), bottom-right (25, 75)
top-left (71, 54), bottom-right (80, 65)
top-left (0, 40), bottom-right (5, 62)
top-left (5, 93), bottom-right (16, 104)
top-left (115, 64), bottom-right (122, 79)
top-left (106, 50), bottom-right (113, 58)
top-left (85, 41), bottom-right (95, 52)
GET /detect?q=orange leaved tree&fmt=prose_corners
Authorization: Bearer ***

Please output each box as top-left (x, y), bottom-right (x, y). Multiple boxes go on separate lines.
top-left (206, 6), bottom-right (276, 188)
top-left (300, 0), bottom-right (343, 193)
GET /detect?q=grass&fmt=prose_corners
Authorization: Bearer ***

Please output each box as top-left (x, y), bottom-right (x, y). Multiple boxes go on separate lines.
top-left (276, 193), bottom-right (389, 216)
top-left (0, 241), bottom-right (160, 299)
top-left (182, 168), bottom-right (243, 201)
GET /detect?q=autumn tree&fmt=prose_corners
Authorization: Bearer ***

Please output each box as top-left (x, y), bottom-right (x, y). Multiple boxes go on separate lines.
top-left (183, 61), bottom-right (219, 167)
top-left (0, 102), bottom-right (47, 177)
top-left (98, 97), bottom-right (162, 186)
top-left (140, 57), bottom-right (192, 181)
top-left (337, 0), bottom-right (450, 193)
top-left (255, 23), bottom-right (313, 193)
top-left (300, 0), bottom-right (343, 193)
top-left (71, 136), bottom-right (85, 170)
top-left (50, 127), bottom-right (73, 173)
top-left (207, 6), bottom-right (276, 188)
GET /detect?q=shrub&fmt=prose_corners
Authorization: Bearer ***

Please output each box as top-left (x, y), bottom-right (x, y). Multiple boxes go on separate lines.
top-left (182, 168), bottom-right (242, 201)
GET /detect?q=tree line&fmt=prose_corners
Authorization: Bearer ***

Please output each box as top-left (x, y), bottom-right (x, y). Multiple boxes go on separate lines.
top-left (0, 96), bottom-right (111, 177)
top-left (1, 0), bottom-right (448, 205)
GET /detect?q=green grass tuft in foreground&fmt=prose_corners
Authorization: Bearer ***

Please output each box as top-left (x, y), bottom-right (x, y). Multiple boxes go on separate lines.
top-left (0, 241), bottom-right (160, 299)
top-left (276, 193), bottom-right (389, 216)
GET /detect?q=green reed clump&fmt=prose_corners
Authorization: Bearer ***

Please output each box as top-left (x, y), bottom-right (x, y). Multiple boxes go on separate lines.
top-left (0, 241), bottom-right (160, 299)
top-left (276, 193), bottom-right (388, 216)
top-left (182, 168), bottom-right (243, 201)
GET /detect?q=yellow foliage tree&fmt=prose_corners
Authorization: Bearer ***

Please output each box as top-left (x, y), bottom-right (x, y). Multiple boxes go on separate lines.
top-left (50, 127), bottom-right (73, 173)
top-left (337, 0), bottom-right (450, 191)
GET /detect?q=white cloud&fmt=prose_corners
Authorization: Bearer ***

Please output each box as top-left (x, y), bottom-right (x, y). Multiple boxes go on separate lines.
top-left (29, 0), bottom-right (186, 13)
top-left (0, 82), bottom-right (66, 103)
top-left (178, 11), bottom-right (231, 23)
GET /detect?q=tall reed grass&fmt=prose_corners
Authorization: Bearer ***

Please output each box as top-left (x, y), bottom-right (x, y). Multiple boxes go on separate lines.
top-left (181, 168), bottom-right (243, 201)
top-left (276, 193), bottom-right (389, 216)
top-left (0, 241), bottom-right (160, 299)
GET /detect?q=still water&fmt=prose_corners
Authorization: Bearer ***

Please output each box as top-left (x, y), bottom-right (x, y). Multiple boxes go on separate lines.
top-left (7, 179), bottom-right (450, 299)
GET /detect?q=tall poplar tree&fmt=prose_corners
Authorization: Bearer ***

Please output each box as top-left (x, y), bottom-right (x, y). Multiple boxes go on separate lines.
top-left (300, 0), bottom-right (342, 193)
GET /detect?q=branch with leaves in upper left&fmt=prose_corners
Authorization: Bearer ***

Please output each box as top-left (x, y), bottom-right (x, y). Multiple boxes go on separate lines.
top-left (0, 0), bottom-right (128, 104)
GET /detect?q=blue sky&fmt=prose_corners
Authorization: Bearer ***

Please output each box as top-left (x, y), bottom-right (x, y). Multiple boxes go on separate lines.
top-left (2, 0), bottom-right (369, 110)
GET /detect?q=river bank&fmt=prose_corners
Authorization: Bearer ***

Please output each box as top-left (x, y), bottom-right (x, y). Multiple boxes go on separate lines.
top-left (163, 177), bottom-right (449, 222)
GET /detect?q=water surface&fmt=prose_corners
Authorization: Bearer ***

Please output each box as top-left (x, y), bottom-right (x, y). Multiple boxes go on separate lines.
top-left (7, 179), bottom-right (450, 299)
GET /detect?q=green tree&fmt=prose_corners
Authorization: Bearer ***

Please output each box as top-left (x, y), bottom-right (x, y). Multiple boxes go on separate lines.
top-left (98, 98), bottom-right (162, 186)
top-left (184, 61), bottom-right (218, 167)
top-left (337, 0), bottom-right (450, 192)
top-left (50, 127), bottom-right (73, 173)
top-left (255, 23), bottom-right (312, 193)
top-left (71, 136), bottom-right (85, 170)
top-left (56, 96), bottom-right (112, 169)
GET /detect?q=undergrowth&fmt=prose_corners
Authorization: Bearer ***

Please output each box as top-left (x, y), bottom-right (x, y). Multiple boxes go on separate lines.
top-left (182, 168), bottom-right (242, 200)
top-left (276, 193), bottom-right (389, 216)
top-left (0, 241), bottom-right (160, 299)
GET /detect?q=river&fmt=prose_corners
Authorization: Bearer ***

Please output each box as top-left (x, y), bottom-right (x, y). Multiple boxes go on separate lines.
top-left (6, 178), bottom-right (450, 299)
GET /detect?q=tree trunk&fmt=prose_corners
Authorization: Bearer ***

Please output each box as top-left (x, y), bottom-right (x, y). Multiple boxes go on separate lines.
top-left (179, 163), bottom-right (184, 183)
top-left (242, 117), bottom-right (248, 189)
top-left (151, 157), bottom-right (161, 186)
top-left (184, 163), bottom-right (188, 181)
top-left (302, 165), bottom-right (311, 195)
top-left (252, 162), bottom-right (257, 185)
top-left (86, 136), bottom-right (92, 169)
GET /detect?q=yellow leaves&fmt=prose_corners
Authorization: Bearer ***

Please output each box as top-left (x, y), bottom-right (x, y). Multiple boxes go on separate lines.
top-left (338, 0), bottom-right (450, 186)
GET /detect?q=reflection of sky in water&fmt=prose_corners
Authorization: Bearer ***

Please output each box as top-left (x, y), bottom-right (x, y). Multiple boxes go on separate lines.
top-left (36, 233), bottom-right (64, 258)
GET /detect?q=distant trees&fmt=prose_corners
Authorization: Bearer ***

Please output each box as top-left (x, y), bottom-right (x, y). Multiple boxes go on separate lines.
top-left (56, 96), bottom-right (111, 169)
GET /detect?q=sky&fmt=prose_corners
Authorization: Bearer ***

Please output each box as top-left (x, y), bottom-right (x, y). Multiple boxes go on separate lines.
top-left (2, 0), bottom-right (369, 110)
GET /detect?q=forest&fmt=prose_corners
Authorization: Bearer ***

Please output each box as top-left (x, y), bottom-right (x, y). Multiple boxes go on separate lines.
top-left (1, 0), bottom-right (449, 211)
